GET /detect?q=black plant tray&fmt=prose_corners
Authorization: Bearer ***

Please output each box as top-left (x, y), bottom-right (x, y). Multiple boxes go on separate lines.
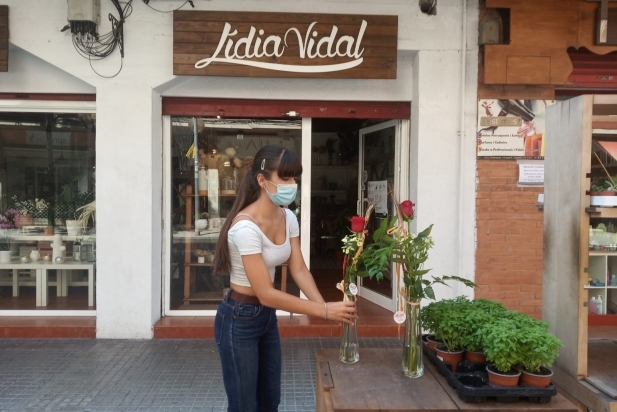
top-left (422, 337), bottom-right (557, 403)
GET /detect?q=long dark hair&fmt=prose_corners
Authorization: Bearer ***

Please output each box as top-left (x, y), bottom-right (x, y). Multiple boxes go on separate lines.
top-left (213, 145), bottom-right (302, 275)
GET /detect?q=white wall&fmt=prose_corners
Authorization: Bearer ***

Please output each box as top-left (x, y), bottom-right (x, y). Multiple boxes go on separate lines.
top-left (0, 0), bottom-right (478, 338)
top-left (0, 45), bottom-right (94, 93)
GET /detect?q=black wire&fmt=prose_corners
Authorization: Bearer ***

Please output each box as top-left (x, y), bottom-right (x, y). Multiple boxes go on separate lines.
top-left (88, 55), bottom-right (124, 79)
top-left (143, 0), bottom-right (190, 13)
top-left (71, 0), bottom-right (132, 77)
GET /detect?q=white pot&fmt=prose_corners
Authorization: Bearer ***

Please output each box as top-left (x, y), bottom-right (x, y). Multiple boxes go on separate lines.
top-left (0, 250), bottom-right (11, 263)
top-left (195, 219), bottom-right (208, 230)
top-left (198, 256), bottom-right (205, 263)
top-left (66, 220), bottom-right (82, 236)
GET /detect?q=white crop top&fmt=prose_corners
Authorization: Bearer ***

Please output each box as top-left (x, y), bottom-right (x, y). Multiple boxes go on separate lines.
top-left (228, 208), bottom-right (299, 287)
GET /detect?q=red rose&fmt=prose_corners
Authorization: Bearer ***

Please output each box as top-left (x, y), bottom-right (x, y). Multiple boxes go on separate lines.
top-left (401, 200), bottom-right (415, 221)
top-left (350, 216), bottom-right (366, 233)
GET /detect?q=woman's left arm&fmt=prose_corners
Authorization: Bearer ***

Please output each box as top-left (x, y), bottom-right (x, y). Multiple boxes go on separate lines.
top-left (287, 236), bottom-right (325, 303)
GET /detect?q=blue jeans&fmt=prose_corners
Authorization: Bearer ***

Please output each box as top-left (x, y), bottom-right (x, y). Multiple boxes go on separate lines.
top-left (215, 293), bottom-right (281, 412)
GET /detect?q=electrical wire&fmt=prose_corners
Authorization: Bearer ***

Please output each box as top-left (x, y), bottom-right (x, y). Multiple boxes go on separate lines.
top-left (142, 0), bottom-right (193, 13)
top-left (70, 0), bottom-right (133, 78)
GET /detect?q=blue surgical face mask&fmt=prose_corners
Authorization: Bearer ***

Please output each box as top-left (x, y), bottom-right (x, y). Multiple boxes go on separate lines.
top-left (265, 180), bottom-right (297, 206)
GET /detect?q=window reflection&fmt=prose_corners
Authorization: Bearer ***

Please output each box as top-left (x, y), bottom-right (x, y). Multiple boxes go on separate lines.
top-left (169, 118), bottom-right (302, 310)
top-left (0, 112), bottom-right (96, 310)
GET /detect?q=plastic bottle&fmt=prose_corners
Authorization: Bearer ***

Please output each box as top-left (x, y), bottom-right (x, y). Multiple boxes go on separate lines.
top-left (590, 297), bottom-right (597, 314)
top-left (597, 295), bottom-right (603, 315)
top-left (612, 275), bottom-right (617, 286)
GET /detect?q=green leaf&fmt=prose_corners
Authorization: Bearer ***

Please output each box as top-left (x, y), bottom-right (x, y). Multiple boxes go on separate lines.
top-left (424, 286), bottom-right (435, 300)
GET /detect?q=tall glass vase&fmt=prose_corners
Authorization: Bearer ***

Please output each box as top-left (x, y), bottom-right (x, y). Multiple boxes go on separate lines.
top-left (339, 297), bottom-right (359, 364)
top-left (402, 298), bottom-right (424, 378)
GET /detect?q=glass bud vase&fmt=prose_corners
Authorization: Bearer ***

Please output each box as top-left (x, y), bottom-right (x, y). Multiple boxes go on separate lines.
top-left (402, 298), bottom-right (424, 378)
top-left (339, 296), bottom-right (359, 364)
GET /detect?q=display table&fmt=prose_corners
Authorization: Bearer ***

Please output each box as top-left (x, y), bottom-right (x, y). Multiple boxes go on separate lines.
top-left (0, 259), bottom-right (95, 307)
top-left (315, 348), bottom-right (578, 412)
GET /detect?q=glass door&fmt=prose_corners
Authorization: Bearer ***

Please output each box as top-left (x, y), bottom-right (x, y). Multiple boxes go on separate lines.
top-left (357, 120), bottom-right (403, 311)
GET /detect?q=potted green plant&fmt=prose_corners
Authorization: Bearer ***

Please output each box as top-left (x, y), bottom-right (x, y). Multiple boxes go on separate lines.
top-left (481, 318), bottom-right (525, 386)
top-left (75, 200), bottom-right (96, 230)
top-left (461, 299), bottom-right (507, 363)
top-left (518, 326), bottom-right (561, 387)
top-left (194, 248), bottom-right (210, 264)
top-left (420, 300), bottom-right (446, 353)
top-left (195, 212), bottom-right (208, 230)
top-left (432, 297), bottom-right (472, 372)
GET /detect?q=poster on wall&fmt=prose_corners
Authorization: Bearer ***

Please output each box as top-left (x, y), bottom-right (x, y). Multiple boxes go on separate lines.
top-left (367, 180), bottom-right (388, 216)
top-left (477, 99), bottom-right (555, 159)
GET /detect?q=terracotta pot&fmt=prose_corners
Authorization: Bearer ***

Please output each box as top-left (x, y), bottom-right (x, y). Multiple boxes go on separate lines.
top-left (464, 350), bottom-right (487, 364)
top-left (590, 191), bottom-right (616, 196)
top-left (520, 367), bottom-right (553, 388)
top-left (435, 343), bottom-right (464, 372)
top-left (426, 335), bottom-right (443, 353)
top-left (486, 364), bottom-right (521, 387)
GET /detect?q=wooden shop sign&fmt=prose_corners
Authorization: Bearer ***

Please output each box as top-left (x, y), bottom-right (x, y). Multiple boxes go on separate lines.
top-left (173, 11), bottom-right (398, 79)
top-left (0, 6), bottom-right (7, 72)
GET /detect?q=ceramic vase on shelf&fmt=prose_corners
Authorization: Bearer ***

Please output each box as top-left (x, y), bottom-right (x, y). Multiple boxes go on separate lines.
top-left (402, 297), bottom-right (424, 378)
top-left (339, 295), bottom-right (359, 364)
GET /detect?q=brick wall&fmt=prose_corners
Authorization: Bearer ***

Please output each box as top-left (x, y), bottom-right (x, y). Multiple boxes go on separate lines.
top-left (475, 159), bottom-right (544, 318)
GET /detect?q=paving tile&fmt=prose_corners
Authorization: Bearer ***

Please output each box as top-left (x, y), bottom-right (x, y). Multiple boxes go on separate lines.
top-left (0, 337), bottom-right (401, 411)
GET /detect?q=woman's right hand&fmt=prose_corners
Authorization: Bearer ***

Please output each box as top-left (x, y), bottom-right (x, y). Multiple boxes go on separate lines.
top-left (325, 301), bottom-right (357, 325)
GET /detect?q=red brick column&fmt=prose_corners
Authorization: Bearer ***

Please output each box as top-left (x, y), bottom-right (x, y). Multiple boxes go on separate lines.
top-left (475, 159), bottom-right (544, 318)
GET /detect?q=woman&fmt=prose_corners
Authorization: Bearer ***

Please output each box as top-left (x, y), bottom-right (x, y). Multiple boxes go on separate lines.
top-left (213, 145), bottom-right (357, 412)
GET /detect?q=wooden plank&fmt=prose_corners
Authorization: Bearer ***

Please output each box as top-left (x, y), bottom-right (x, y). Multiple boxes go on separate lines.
top-left (587, 207), bottom-right (617, 218)
top-left (318, 348), bottom-right (458, 411)
top-left (319, 361), bottom-right (334, 390)
top-left (173, 21), bottom-right (398, 36)
top-left (544, 96), bottom-right (592, 379)
top-left (552, 363), bottom-right (617, 412)
top-left (172, 11), bottom-right (397, 79)
top-left (506, 56), bottom-right (551, 84)
top-left (594, 95), bottom-right (617, 106)
top-left (174, 54), bottom-right (396, 69)
top-left (584, 340), bottom-right (617, 399)
top-left (174, 10), bottom-right (397, 26)
top-left (173, 64), bottom-right (396, 79)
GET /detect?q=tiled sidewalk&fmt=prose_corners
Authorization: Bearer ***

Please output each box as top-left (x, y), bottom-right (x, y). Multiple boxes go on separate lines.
top-left (0, 337), bottom-right (402, 412)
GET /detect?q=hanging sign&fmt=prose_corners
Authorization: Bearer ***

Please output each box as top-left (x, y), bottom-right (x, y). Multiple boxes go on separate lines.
top-left (477, 99), bottom-right (555, 159)
top-left (173, 11), bottom-right (397, 79)
top-left (0, 6), bottom-right (7, 72)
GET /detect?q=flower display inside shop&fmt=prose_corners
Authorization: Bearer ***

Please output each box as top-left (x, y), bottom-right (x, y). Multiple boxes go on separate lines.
top-left (10, 195), bottom-right (49, 218)
top-left (0, 208), bottom-right (19, 229)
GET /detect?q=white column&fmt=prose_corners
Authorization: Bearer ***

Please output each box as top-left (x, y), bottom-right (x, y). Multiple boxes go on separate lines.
top-left (95, 84), bottom-right (162, 339)
top-left (410, 50), bottom-right (476, 301)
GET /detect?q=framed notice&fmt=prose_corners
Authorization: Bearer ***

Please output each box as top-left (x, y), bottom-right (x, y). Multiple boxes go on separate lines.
top-left (173, 11), bottom-right (397, 79)
top-left (367, 180), bottom-right (388, 217)
top-left (477, 99), bottom-right (555, 159)
top-left (517, 159), bottom-right (544, 186)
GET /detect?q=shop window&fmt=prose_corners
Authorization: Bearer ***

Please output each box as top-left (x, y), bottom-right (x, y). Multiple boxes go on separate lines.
top-left (0, 112), bottom-right (96, 310)
top-left (169, 118), bottom-right (302, 310)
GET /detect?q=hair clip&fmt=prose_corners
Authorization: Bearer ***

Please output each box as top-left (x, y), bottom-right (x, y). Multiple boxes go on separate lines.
top-left (261, 159), bottom-right (265, 170)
